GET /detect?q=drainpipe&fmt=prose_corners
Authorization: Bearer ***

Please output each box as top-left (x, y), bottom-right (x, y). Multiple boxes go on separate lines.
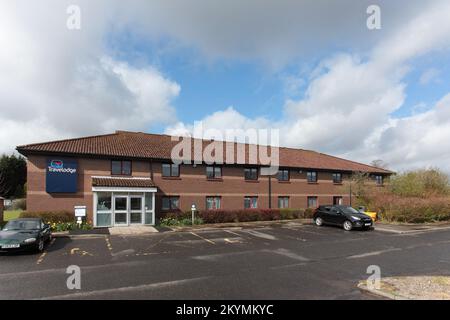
top-left (268, 175), bottom-right (272, 209)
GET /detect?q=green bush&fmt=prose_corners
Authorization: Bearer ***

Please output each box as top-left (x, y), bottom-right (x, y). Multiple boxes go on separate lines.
top-left (390, 169), bottom-right (449, 198)
top-left (19, 210), bottom-right (74, 223)
top-left (304, 208), bottom-right (316, 218)
top-left (159, 217), bottom-right (203, 226)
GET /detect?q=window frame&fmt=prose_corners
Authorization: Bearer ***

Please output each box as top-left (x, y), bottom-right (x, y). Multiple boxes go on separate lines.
top-left (244, 167), bottom-right (259, 181)
top-left (244, 196), bottom-right (258, 209)
top-left (111, 160), bottom-right (132, 176)
top-left (161, 196), bottom-right (180, 211)
top-left (206, 196), bottom-right (222, 210)
top-left (206, 165), bottom-right (222, 180)
top-left (277, 169), bottom-right (290, 182)
top-left (332, 172), bottom-right (343, 184)
top-left (278, 196), bottom-right (289, 209)
top-left (161, 163), bottom-right (180, 177)
top-left (375, 175), bottom-right (384, 185)
top-left (307, 171), bottom-right (318, 183)
top-left (307, 196), bottom-right (318, 208)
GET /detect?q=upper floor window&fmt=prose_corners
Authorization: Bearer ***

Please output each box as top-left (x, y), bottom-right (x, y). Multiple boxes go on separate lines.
top-left (244, 196), bottom-right (258, 209)
top-left (162, 196), bottom-right (179, 210)
top-left (206, 166), bottom-right (222, 179)
top-left (111, 160), bottom-right (131, 176)
top-left (162, 163), bottom-right (180, 177)
top-left (332, 173), bottom-right (342, 184)
top-left (278, 196), bottom-right (289, 209)
top-left (307, 171), bottom-right (317, 183)
top-left (244, 167), bottom-right (258, 181)
top-left (375, 175), bottom-right (384, 185)
top-left (206, 196), bottom-right (221, 210)
top-left (277, 169), bottom-right (290, 181)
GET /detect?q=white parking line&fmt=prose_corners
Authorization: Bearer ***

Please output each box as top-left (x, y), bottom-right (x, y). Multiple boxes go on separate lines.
top-left (38, 276), bottom-right (211, 300)
top-left (347, 248), bottom-right (402, 259)
top-left (190, 232), bottom-right (215, 245)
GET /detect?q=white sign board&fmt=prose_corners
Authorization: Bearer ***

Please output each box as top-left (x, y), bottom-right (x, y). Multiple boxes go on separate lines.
top-left (74, 206), bottom-right (86, 217)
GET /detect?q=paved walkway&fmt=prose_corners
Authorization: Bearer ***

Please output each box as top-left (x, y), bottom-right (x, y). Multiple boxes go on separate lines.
top-left (108, 225), bottom-right (159, 235)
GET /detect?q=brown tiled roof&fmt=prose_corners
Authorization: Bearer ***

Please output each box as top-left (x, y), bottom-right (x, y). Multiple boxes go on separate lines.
top-left (17, 130), bottom-right (392, 174)
top-left (92, 177), bottom-right (155, 188)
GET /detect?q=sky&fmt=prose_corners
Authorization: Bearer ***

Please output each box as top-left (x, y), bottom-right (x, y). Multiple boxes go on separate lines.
top-left (1, 0), bottom-right (450, 172)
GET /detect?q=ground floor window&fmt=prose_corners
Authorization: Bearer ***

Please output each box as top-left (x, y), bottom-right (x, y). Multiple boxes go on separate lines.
top-left (278, 196), bottom-right (289, 209)
top-left (162, 196), bottom-right (180, 210)
top-left (244, 196), bottom-right (258, 209)
top-left (333, 196), bottom-right (343, 205)
top-left (206, 196), bottom-right (221, 209)
top-left (307, 196), bottom-right (318, 208)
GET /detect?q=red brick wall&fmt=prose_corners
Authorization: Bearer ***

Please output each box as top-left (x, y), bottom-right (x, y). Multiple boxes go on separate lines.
top-left (26, 155), bottom-right (353, 222)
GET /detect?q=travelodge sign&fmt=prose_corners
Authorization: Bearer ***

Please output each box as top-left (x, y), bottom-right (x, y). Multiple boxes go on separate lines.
top-left (46, 158), bottom-right (78, 193)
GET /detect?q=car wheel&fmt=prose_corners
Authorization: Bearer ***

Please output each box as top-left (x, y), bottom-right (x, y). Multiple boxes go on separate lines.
top-left (343, 220), bottom-right (353, 231)
top-left (37, 238), bottom-right (44, 252)
top-left (315, 217), bottom-right (324, 226)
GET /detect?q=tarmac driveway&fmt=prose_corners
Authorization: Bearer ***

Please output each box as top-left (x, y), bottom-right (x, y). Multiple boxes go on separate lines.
top-left (1, 223), bottom-right (450, 299)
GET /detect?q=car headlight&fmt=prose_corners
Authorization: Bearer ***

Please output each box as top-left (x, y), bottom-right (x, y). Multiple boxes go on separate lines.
top-left (351, 216), bottom-right (361, 221)
top-left (24, 238), bottom-right (36, 243)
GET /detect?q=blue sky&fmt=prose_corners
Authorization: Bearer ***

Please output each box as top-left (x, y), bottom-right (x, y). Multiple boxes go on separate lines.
top-left (1, 0), bottom-right (450, 172)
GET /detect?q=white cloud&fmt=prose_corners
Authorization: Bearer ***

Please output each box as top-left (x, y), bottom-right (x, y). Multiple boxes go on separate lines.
top-left (169, 0), bottom-right (450, 173)
top-left (0, 1), bottom-right (180, 152)
top-left (419, 68), bottom-right (441, 85)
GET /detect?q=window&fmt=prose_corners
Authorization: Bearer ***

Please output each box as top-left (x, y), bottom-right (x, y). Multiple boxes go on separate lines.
top-left (307, 171), bottom-right (317, 183)
top-left (244, 167), bottom-right (258, 180)
top-left (244, 196), bottom-right (258, 209)
top-left (162, 163), bottom-right (180, 177)
top-left (277, 169), bottom-right (290, 181)
top-left (206, 196), bottom-right (221, 209)
top-left (332, 173), bottom-right (342, 184)
top-left (333, 196), bottom-right (343, 205)
top-left (307, 196), bottom-right (318, 208)
top-left (111, 160), bottom-right (131, 176)
top-left (375, 175), bottom-right (384, 185)
top-left (278, 196), bottom-right (289, 209)
top-left (161, 196), bottom-right (180, 210)
top-left (206, 166), bottom-right (222, 179)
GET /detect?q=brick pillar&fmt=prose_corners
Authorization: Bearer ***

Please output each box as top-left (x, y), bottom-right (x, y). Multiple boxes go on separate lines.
top-left (0, 197), bottom-right (4, 223)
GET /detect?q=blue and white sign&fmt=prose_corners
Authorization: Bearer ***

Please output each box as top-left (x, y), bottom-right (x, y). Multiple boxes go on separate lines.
top-left (46, 158), bottom-right (78, 193)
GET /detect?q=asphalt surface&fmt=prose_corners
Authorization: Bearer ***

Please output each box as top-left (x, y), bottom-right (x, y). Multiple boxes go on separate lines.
top-left (1, 222), bottom-right (450, 300)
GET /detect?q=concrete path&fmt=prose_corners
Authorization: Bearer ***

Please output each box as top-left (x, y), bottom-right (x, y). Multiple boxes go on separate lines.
top-left (108, 226), bottom-right (159, 235)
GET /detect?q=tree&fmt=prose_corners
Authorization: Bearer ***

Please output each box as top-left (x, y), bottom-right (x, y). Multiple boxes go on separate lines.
top-left (370, 159), bottom-right (389, 170)
top-left (0, 154), bottom-right (27, 198)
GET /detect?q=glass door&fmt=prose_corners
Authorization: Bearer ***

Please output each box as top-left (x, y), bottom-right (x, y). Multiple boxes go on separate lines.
top-left (130, 196), bottom-right (143, 224)
top-left (114, 195), bottom-right (128, 226)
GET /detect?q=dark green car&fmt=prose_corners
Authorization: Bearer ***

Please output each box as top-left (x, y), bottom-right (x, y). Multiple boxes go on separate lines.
top-left (0, 218), bottom-right (52, 253)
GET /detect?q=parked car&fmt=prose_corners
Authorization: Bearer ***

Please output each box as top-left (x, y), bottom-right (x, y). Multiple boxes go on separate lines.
top-left (0, 218), bottom-right (52, 253)
top-left (357, 206), bottom-right (378, 221)
top-left (313, 205), bottom-right (373, 231)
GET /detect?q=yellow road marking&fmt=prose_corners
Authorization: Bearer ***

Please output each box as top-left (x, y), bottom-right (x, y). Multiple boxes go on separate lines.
top-left (105, 236), bottom-right (113, 255)
top-left (36, 238), bottom-right (55, 265)
top-left (70, 248), bottom-right (93, 256)
top-left (225, 230), bottom-right (241, 237)
top-left (36, 252), bottom-right (47, 265)
top-left (190, 232), bottom-right (215, 245)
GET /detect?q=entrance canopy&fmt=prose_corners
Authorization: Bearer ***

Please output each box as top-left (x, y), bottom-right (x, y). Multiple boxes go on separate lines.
top-left (92, 176), bottom-right (157, 227)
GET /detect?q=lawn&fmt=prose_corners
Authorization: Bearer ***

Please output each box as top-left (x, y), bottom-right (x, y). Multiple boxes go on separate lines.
top-left (3, 210), bottom-right (22, 221)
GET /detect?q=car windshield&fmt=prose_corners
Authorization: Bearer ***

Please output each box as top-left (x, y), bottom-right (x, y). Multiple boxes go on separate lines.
top-left (3, 220), bottom-right (41, 231)
top-left (341, 207), bottom-right (360, 214)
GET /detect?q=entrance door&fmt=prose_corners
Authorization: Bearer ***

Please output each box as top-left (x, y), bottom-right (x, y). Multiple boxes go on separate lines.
top-left (333, 196), bottom-right (343, 205)
top-left (130, 196), bottom-right (144, 224)
top-left (114, 195), bottom-right (128, 225)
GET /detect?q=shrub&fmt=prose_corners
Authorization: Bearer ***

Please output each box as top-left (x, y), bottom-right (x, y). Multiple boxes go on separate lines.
top-left (19, 210), bottom-right (74, 223)
top-left (304, 208), bottom-right (316, 219)
top-left (12, 198), bottom-right (26, 211)
top-left (390, 169), bottom-right (449, 198)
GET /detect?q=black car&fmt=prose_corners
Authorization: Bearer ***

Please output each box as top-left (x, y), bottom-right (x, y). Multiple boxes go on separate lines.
top-left (313, 205), bottom-right (373, 231)
top-left (0, 218), bottom-right (52, 253)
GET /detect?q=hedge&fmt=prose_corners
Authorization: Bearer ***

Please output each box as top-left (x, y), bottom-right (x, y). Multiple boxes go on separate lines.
top-left (19, 211), bottom-right (74, 223)
top-left (160, 208), bottom-right (310, 224)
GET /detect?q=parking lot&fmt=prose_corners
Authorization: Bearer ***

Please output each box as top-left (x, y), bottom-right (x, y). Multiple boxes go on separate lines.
top-left (2, 222), bottom-right (450, 299)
